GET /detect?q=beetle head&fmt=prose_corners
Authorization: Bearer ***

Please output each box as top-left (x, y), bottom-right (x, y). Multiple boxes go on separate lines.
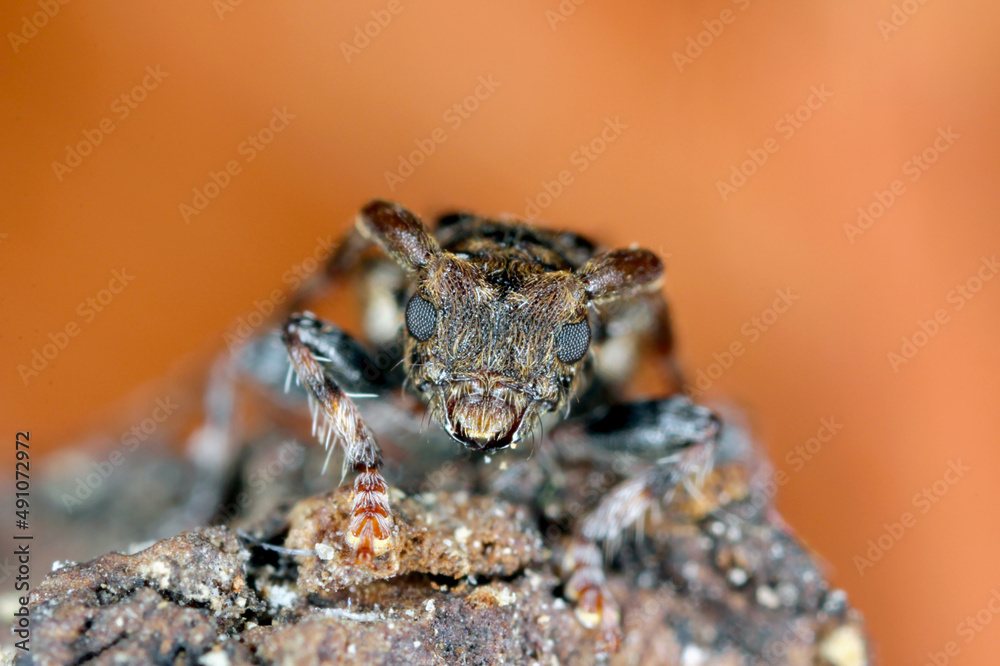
top-left (358, 200), bottom-right (663, 452)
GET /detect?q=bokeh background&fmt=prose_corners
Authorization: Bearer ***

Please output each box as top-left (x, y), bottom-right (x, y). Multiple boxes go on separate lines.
top-left (3, 1), bottom-right (999, 663)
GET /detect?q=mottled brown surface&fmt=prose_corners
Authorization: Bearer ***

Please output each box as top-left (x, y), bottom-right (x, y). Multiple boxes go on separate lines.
top-left (20, 487), bottom-right (869, 666)
top-left (23, 529), bottom-right (262, 665)
top-left (286, 488), bottom-right (545, 595)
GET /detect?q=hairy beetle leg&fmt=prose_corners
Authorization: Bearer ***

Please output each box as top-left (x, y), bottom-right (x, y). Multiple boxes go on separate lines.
top-left (282, 312), bottom-right (397, 566)
top-left (346, 464), bottom-right (394, 564)
top-left (563, 539), bottom-right (623, 653)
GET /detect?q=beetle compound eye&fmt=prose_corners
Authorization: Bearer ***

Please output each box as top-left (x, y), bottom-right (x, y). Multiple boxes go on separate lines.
top-left (405, 294), bottom-right (437, 341)
top-left (556, 320), bottom-right (591, 363)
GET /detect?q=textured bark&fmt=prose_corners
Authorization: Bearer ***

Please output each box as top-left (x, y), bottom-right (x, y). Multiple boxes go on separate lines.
top-left (20, 476), bottom-right (870, 666)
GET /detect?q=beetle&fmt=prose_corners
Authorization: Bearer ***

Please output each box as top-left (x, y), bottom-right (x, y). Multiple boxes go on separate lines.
top-left (256, 200), bottom-right (720, 646)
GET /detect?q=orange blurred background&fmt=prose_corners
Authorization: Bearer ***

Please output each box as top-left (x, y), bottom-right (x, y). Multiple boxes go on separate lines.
top-left (3, 1), bottom-right (999, 663)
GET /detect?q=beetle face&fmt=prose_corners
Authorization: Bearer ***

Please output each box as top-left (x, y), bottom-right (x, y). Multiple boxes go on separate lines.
top-left (354, 200), bottom-right (663, 452)
top-left (404, 254), bottom-right (591, 451)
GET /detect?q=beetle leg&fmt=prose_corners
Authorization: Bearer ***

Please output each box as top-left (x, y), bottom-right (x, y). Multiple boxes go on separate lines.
top-left (551, 394), bottom-right (720, 645)
top-left (561, 538), bottom-right (623, 653)
top-left (282, 312), bottom-right (395, 564)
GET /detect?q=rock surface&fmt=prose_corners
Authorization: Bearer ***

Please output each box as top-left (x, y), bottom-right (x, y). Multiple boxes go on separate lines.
top-left (20, 477), bottom-right (870, 666)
